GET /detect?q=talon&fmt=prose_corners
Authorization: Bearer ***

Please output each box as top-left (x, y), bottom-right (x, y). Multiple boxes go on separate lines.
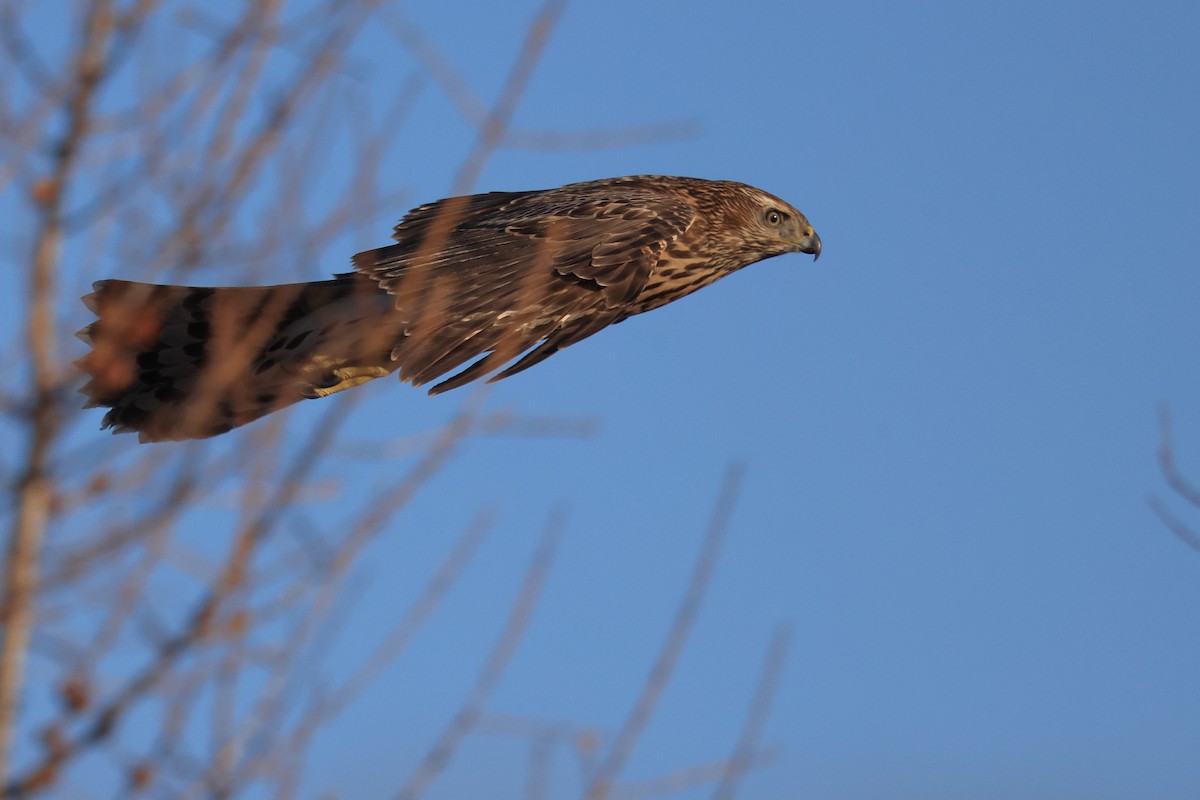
top-left (304, 365), bottom-right (391, 398)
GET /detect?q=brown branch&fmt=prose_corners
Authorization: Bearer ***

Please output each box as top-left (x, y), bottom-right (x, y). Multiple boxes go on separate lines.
top-left (450, 0), bottom-right (568, 195)
top-left (394, 510), bottom-right (564, 800)
top-left (0, 0), bottom-right (116, 786)
top-left (78, 508), bottom-right (171, 666)
top-left (153, 0), bottom-right (387, 277)
top-left (1148, 497), bottom-right (1200, 554)
top-left (474, 711), bottom-right (605, 797)
top-left (385, 7), bottom-right (696, 157)
top-left (328, 509), bottom-right (495, 705)
top-left (712, 624), bottom-right (792, 800)
top-left (269, 510), bottom-right (495, 799)
top-left (0, 3), bottom-right (56, 94)
top-left (525, 731), bottom-right (554, 800)
top-left (4, 391), bottom-right (362, 797)
top-left (383, 9), bottom-right (487, 128)
top-left (609, 749), bottom-right (780, 800)
top-left (1150, 406), bottom-right (1200, 553)
top-left (585, 463), bottom-right (746, 800)
top-left (153, 390), bottom-right (489, 796)
top-left (1156, 406), bottom-right (1200, 507)
top-left (41, 455), bottom-right (202, 591)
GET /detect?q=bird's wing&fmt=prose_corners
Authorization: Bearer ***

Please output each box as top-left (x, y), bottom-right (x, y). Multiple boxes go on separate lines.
top-left (354, 183), bottom-right (696, 310)
top-left (349, 183), bottom-right (696, 390)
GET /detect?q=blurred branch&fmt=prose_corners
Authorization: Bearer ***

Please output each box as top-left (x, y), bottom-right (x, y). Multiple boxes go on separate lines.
top-left (712, 623), bottom-right (792, 800)
top-left (586, 463), bottom-right (746, 800)
top-left (0, 3), bottom-right (55, 94)
top-left (41, 454), bottom-right (203, 591)
top-left (270, 510), bottom-right (495, 798)
top-left (383, 8), bottom-right (485, 128)
top-left (475, 711), bottom-right (604, 799)
top-left (1149, 405), bottom-right (1200, 553)
top-left (139, 0), bottom-right (388, 278)
top-left (4, 394), bottom-right (360, 797)
top-left (0, 0), bottom-right (116, 787)
top-left (394, 510), bottom-right (564, 800)
top-left (611, 749), bottom-right (779, 800)
top-left (385, 8), bottom-right (697, 158)
top-left (450, 0), bottom-right (567, 195)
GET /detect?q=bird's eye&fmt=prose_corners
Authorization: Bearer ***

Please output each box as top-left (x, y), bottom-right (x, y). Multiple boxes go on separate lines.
top-left (764, 209), bottom-right (784, 226)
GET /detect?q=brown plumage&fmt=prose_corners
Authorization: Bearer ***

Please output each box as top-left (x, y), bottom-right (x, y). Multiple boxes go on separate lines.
top-left (77, 176), bottom-right (821, 442)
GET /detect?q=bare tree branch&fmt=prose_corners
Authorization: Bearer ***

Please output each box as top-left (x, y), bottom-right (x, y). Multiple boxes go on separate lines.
top-left (611, 749), bottom-right (780, 800)
top-left (1149, 405), bottom-right (1200, 553)
top-left (712, 624), bottom-right (792, 800)
top-left (449, 0), bottom-right (567, 195)
top-left (585, 463), bottom-right (746, 800)
top-left (394, 510), bottom-right (565, 800)
top-left (384, 7), bottom-right (697, 157)
top-left (0, 0), bottom-right (117, 785)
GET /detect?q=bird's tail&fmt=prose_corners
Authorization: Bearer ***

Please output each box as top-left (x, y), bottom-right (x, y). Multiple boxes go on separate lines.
top-left (76, 276), bottom-right (401, 442)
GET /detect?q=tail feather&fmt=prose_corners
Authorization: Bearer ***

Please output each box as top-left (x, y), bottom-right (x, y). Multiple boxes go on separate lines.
top-left (76, 276), bottom-right (399, 442)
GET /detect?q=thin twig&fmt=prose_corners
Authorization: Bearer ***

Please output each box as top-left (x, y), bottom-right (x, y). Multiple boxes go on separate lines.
top-left (1149, 406), bottom-right (1200, 553)
top-left (1156, 406), bottom-right (1200, 507)
top-left (1148, 497), bottom-right (1200, 554)
top-left (332, 510), bottom-right (495, 713)
top-left (712, 624), bottom-right (792, 800)
top-left (450, 0), bottom-right (568, 195)
top-left (394, 511), bottom-right (565, 800)
top-left (585, 463), bottom-right (746, 800)
top-left (266, 510), bottom-right (494, 799)
top-left (610, 749), bottom-right (780, 800)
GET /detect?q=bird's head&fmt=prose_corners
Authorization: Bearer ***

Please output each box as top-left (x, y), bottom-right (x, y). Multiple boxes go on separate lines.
top-left (716, 182), bottom-right (821, 263)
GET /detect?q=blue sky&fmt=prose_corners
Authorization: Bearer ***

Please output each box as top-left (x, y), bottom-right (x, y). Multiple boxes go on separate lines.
top-left (15, 0), bottom-right (1200, 797)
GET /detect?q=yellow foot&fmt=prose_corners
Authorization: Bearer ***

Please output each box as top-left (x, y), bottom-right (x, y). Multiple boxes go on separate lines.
top-left (306, 365), bottom-right (391, 398)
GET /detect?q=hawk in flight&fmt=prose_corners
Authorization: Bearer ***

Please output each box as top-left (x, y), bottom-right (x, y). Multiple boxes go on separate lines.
top-left (78, 176), bottom-right (821, 441)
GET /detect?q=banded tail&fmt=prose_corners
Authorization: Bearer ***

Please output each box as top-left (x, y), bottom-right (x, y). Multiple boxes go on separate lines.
top-left (76, 276), bottom-right (402, 442)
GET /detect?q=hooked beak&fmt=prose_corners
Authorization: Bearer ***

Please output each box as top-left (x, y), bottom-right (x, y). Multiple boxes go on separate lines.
top-left (794, 228), bottom-right (821, 261)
